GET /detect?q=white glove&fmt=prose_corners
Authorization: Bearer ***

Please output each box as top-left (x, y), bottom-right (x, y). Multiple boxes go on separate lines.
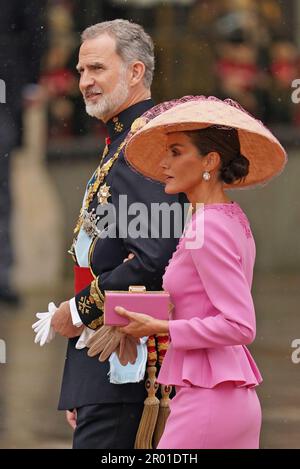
top-left (32, 302), bottom-right (94, 349)
top-left (32, 302), bottom-right (57, 346)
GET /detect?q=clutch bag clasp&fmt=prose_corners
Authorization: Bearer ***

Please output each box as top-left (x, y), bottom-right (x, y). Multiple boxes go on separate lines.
top-left (128, 285), bottom-right (146, 293)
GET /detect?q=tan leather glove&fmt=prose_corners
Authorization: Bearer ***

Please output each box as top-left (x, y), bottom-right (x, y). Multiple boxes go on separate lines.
top-left (86, 325), bottom-right (139, 365)
top-left (117, 334), bottom-right (139, 365)
top-left (86, 325), bottom-right (122, 362)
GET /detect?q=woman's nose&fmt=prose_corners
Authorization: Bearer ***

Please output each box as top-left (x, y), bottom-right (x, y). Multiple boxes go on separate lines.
top-left (160, 155), bottom-right (170, 169)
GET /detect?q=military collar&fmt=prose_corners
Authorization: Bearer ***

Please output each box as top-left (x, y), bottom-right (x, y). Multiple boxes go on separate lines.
top-left (106, 99), bottom-right (154, 143)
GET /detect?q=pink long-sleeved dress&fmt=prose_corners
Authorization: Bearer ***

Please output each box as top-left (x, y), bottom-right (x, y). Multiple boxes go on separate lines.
top-left (157, 202), bottom-right (262, 449)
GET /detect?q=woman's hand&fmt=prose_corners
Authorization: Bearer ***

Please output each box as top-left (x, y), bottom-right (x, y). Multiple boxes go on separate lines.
top-left (115, 306), bottom-right (169, 338)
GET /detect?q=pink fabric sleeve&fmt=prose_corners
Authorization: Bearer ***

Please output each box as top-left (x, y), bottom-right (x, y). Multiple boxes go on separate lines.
top-left (169, 215), bottom-right (256, 350)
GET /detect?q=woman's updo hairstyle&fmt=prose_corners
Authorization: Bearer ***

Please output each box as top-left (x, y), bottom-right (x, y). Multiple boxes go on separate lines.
top-left (185, 126), bottom-right (249, 184)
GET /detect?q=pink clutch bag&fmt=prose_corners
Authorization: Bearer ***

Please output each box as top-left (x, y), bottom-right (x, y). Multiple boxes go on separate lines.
top-left (104, 285), bottom-right (171, 326)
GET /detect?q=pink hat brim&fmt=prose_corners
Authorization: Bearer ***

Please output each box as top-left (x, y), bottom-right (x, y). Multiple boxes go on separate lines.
top-left (125, 99), bottom-right (287, 189)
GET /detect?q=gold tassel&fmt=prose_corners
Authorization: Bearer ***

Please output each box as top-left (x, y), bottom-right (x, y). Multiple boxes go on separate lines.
top-left (153, 384), bottom-right (172, 448)
top-left (134, 365), bottom-right (160, 449)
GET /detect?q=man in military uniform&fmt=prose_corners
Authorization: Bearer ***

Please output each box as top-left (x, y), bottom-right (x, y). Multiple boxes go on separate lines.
top-left (51, 19), bottom-right (185, 449)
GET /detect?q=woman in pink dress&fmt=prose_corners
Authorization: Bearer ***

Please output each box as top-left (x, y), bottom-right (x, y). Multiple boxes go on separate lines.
top-left (116, 97), bottom-right (287, 449)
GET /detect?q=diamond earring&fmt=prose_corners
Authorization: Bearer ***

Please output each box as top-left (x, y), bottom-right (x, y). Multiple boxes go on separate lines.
top-left (202, 171), bottom-right (211, 181)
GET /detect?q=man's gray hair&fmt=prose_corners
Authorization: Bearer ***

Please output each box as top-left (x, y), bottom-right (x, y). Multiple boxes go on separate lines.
top-left (81, 19), bottom-right (155, 88)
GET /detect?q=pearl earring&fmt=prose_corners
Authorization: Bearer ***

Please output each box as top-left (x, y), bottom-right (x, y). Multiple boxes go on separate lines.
top-left (202, 171), bottom-right (211, 181)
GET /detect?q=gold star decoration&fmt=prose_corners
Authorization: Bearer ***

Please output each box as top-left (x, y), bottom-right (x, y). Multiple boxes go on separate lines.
top-left (98, 183), bottom-right (111, 205)
top-left (113, 116), bottom-right (124, 133)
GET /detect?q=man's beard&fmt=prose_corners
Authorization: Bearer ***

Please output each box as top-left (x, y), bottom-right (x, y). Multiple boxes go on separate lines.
top-left (84, 68), bottom-right (129, 120)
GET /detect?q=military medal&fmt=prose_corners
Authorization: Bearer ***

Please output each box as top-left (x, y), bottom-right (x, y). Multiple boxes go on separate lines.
top-left (70, 137), bottom-right (126, 249)
top-left (82, 209), bottom-right (100, 238)
top-left (98, 183), bottom-right (111, 205)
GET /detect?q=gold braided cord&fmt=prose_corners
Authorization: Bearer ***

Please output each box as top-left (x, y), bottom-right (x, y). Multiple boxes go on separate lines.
top-left (95, 276), bottom-right (105, 302)
top-left (156, 333), bottom-right (169, 366)
top-left (147, 335), bottom-right (158, 366)
top-left (90, 279), bottom-right (104, 310)
top-left (88, 316), bottom-right (104, 330)
top-left (71, 139), bottom-right (126, 252)
top-left (73, 144), bottom-right (108, 237)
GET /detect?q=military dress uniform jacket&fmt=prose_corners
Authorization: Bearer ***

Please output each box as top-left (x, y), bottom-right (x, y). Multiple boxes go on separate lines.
top-left (58, 100), bottom-right (187, 410)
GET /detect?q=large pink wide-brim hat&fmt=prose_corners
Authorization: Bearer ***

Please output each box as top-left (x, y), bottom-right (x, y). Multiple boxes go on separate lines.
top-left (125, 97), bottom-right (287, 189)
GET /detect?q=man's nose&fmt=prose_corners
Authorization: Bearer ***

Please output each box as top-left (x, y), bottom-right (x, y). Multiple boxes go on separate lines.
top-left (79, 72), bottom-right (95, 91)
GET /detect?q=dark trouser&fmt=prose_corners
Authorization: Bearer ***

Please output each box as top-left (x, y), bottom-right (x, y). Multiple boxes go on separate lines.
top-left (0, 106), bottom-right (17, 288)
top-left (73, 402), bottom-right (144, 449)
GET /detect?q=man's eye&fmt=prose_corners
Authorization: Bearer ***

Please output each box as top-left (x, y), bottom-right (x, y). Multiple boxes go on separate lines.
top-left (171, 149), bottom-right (180, 156)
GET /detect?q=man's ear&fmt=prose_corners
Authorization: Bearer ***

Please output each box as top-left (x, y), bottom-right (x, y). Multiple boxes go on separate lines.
top-left (129, 61), bottom-right (146, 87)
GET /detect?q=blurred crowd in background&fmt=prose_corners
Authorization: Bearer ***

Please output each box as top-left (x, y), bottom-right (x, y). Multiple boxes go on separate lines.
top-left (39, 0), bottom-right (300, 143)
